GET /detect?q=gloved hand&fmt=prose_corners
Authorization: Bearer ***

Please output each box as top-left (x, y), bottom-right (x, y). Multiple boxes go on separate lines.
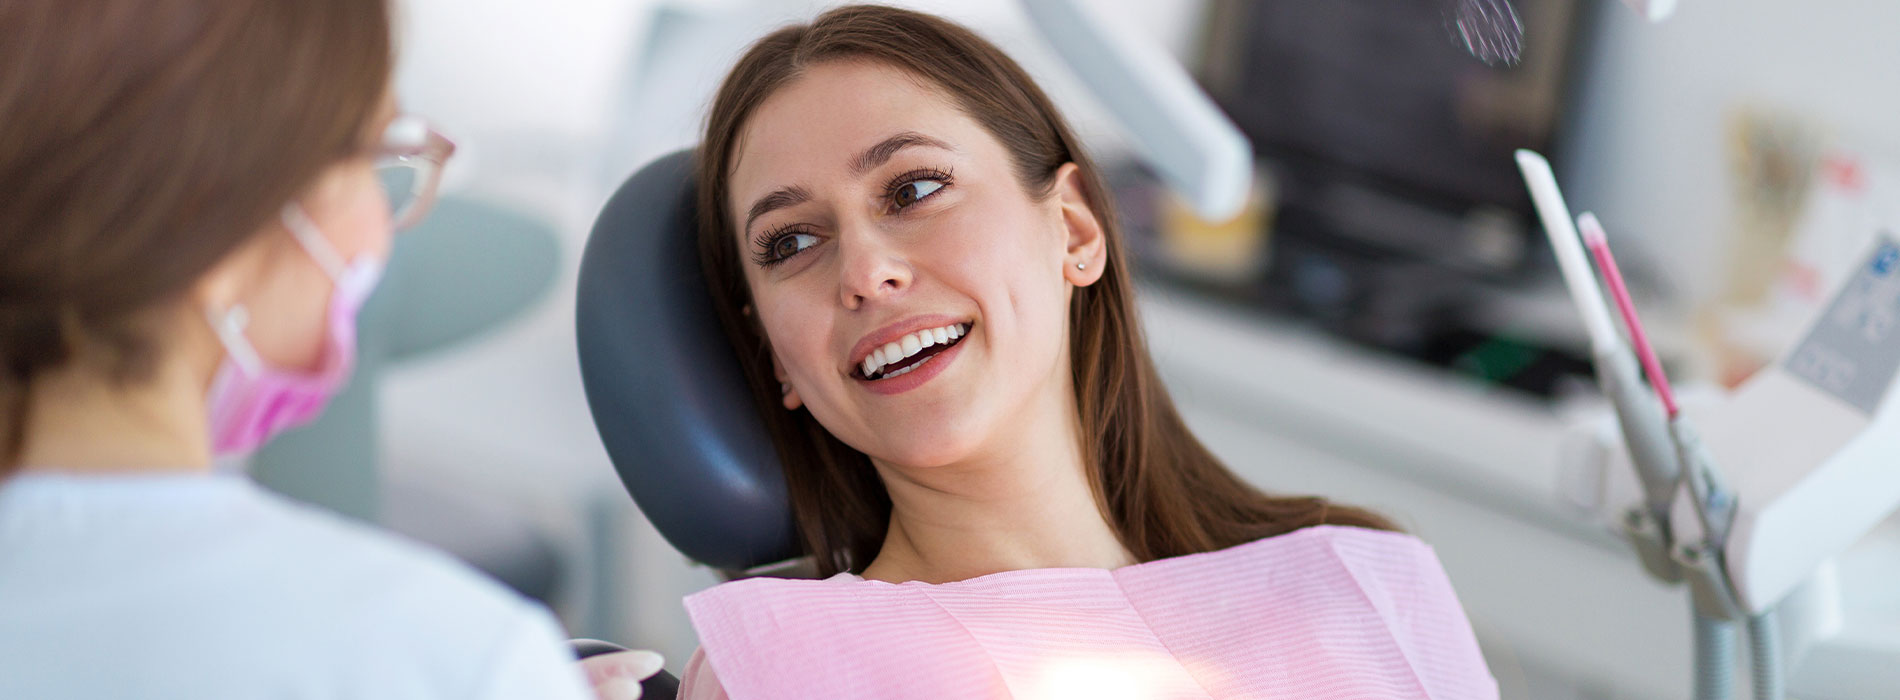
top-left (580, 649), bottom-right (666, 700)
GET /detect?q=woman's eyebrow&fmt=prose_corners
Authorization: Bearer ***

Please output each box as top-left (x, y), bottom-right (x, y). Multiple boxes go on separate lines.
top-left (850, 131), bottom-right (954, 176)
top-left (743, 132), bottom-right (954, 234)
top-left (745, 185), bottom-right (813, 235)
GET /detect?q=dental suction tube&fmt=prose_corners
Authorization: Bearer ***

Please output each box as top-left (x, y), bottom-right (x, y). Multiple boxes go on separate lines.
top-left (1516, 152), bottom-right (1620, 353)
top-left (1516, 151), bottom-right (1683, 519)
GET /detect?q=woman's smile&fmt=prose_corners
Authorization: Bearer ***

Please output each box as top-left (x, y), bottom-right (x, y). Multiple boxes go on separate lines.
top-left (849, 316), bottom-right (976, 396)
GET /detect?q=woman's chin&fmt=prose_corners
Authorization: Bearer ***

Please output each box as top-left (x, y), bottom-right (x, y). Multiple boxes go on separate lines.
top-left (860, 425), bottom-right (990, 471)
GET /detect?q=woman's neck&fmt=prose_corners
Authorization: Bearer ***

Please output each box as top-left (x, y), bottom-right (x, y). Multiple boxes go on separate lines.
top-left (16, 360), bottom-right (213, 475)
top-left (861, 380), bottom-right (1134, 584)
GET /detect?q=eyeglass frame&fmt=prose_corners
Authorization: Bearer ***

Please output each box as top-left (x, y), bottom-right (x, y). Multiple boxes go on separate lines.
top-left (374, 114), bottom-right (456, 232)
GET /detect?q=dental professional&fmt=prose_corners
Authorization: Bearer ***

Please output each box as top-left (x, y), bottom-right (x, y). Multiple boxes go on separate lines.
top-left (0, 2), bottom-right (648, 698)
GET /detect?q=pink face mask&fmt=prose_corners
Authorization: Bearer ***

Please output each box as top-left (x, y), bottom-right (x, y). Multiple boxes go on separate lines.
top-left (204, 205), bottom-right (385, 458)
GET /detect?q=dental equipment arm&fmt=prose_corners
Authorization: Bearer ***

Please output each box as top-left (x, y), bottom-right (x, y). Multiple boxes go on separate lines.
top-left (1613, 230), bottom-right (1900, 700)
top-left (1521, 145), bottom-right (1900, 699)
top-left (1518, 148), bottom-right (1753, 699)
top-left (1694, 230), bottom-right (1900, 608)
top-left (1516, 151), bottom-right (1684, 583)
top-left (1019, 0), bottom-right (1253, 221)
top-left (1579, 210), bottom-right (1758, 700)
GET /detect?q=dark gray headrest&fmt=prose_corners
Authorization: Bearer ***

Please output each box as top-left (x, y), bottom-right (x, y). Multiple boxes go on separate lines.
top-left (576, 149), bottom-right (799, 572)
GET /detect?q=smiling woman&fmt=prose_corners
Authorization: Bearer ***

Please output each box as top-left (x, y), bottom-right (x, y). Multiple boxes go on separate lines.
top-left (698, 5), bottom-right (1396, 581)
top-left (679, 5), bottom-right (1492, 699)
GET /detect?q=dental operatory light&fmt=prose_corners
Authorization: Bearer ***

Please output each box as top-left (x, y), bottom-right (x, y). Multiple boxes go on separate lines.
top-left (1447, 0), bottom-right (1679, 66)
top-left (1443, 0), bottom-right (1524, 66)
top-left (1445, 0), bottom-right (1680, 67)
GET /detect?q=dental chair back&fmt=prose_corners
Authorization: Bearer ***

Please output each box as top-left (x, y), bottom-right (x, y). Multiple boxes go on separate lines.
top-left (575, 149), bottom-right (800, 574)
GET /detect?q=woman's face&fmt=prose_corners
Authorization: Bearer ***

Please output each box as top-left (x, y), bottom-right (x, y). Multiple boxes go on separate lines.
top-left (225, 101), bottom-right (396, 372)
top-left (728, 60), bottom-right (1104, 468)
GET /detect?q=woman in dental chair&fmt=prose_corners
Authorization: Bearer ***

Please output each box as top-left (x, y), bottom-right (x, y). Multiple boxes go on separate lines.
top-left (676, 6), bottom-right (1497, 699)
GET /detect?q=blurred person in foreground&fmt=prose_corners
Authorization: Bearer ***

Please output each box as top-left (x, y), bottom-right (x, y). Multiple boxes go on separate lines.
top-left (0, 2), bottom-right (654, 697)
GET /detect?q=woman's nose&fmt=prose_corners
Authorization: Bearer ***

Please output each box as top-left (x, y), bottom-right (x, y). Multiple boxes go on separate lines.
top-left (835, 221), bottom-right (911, 311)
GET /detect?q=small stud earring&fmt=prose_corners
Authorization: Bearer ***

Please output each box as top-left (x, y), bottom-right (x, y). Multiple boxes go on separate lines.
top-left (1076, 262), bottom-right (1087, 271)
top-left (780, 382), bottom-right (791, 396)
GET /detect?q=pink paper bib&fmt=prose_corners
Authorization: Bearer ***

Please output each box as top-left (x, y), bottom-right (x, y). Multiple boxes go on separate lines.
top-left (684, 525), bottom-right (1497, 699)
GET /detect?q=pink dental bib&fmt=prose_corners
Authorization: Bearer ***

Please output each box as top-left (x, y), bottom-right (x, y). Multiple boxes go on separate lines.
top-left (684, 525), bottom-right (1497, 699)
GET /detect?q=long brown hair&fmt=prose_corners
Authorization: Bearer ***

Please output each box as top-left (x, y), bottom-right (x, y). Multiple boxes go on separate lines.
top-left (0, 0), bottom-right (394, 474)
top-left (699, 5), bottom-right (1394, 577)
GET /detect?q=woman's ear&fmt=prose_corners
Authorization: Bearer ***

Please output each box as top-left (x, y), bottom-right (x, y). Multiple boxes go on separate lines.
top-left (190, 250), bottom-right (247, 315)
top-left (772, 355), bottom-right (803, 411)
top-left (1052, 163), bottom-right (1107, 287)
top-left (188, 224), bottom-right (279, 315)
top-left (757, 321), bottom-right (804, 411)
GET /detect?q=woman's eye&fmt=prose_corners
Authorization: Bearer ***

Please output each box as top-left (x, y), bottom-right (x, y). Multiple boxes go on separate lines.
top-left (770, 232), bottom-right (819, 262)
top-left (892, 179), bottom-right (945, 209)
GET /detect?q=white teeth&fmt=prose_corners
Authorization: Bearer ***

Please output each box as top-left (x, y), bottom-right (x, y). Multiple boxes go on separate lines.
top-left (859, 322), bottom-right (970, 379)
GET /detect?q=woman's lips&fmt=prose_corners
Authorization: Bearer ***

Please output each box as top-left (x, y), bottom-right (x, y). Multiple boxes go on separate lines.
top-left (847, 315), bottom-right (972, 374)
top-left (858, 321), bottom-right (970, 380)
top-left (855, 325), bottom-right (970, 396)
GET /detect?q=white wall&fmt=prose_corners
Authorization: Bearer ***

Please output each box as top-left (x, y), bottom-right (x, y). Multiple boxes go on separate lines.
top-left (1563, 0), bottom-right (1900, 305)
top-left (391, 0), bottom-right (1209, 214)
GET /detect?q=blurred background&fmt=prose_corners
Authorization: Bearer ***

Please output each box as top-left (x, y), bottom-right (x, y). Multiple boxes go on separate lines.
top-left (247, 1), bottom-right (1900, 698)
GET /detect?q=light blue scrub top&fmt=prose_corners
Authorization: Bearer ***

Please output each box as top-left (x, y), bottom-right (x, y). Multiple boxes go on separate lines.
top-left (0, 471), bottom-right (591, 699)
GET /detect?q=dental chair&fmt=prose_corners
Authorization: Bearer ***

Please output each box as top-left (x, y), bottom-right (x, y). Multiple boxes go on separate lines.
top-left (573, 149), bottom-right (802, 698)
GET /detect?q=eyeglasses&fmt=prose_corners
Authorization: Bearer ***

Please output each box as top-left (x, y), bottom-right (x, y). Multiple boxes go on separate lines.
top-left (375, 115), bottom-right (456, 232)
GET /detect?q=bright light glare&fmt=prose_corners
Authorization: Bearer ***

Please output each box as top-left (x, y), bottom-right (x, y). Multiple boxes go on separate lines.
top-left (1025, 657), bottom-right (1151, 700)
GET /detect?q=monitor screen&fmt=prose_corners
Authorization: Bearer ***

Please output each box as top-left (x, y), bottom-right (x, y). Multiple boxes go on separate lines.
top-left (1201, 0), bottom-right (1586, 213)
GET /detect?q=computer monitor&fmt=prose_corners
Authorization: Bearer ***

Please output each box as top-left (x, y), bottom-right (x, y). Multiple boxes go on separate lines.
top-left (1199, 0), bottom-right (1589, 272)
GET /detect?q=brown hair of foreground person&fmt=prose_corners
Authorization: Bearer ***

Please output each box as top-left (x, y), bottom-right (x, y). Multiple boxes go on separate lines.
top-left (0, 1), bottom-right (393, 475)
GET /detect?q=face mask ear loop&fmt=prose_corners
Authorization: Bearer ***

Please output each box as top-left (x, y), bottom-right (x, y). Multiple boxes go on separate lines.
top-left (281, 204), bottom-right (349, 282)
top-left (204, 303), bottom-right (264, 377)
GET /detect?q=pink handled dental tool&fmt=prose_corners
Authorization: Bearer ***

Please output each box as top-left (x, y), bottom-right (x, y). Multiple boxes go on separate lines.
top-left (1578, 212), bottom-right (1680, 418)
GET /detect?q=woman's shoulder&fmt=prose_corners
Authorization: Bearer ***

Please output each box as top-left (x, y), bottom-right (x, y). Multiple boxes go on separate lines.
top-left (1113, 524), bottom-right (1453, 604)
top-left (1250, 524), bottom-right (1448, 582)
top-left (1180, 523), bottom-right (1436, 570)
top-left (1230, 524), bottom-right (1464, 611)
top-left (1271, 522), bottom-right (1430, 551)
top-left (1290, 523), bottom-right (1440, 566)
